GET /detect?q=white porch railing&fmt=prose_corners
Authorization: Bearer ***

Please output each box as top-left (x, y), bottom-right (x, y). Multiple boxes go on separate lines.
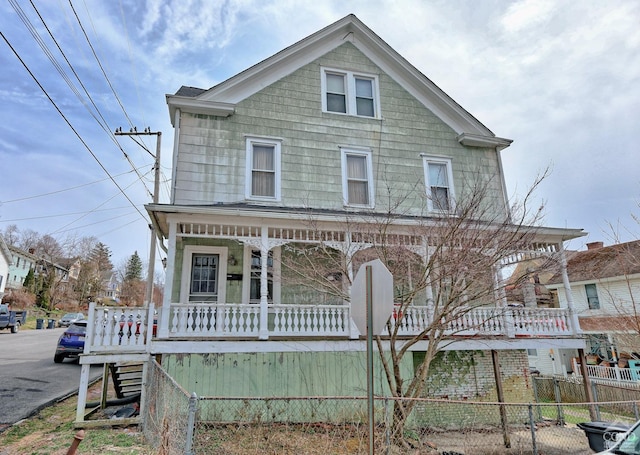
top-left (584, 364), bottom-right (640, 384)
top-left (167, 303), bottom-right (351, 337)
top-left (509, 307), bottom-right (572, 336)
top-left (84, 302), bottom-right (154, 354)
top-left (82, 303), bottom-right (577, 352)
top-left (164, 303), bottom-right (574, 339)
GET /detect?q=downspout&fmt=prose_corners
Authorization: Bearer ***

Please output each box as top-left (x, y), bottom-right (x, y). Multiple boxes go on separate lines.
top-left (495, 146), bottom-right (512, 223)
top-left (170, 108), bottom-right (181, 204)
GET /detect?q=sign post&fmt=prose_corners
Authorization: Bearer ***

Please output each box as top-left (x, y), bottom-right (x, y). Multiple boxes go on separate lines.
top-left (351, 259), bottom-right (394, 454)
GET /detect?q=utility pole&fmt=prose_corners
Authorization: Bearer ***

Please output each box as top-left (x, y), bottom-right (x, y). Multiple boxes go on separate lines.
top-left (115, 127), bottom-right (161, 307)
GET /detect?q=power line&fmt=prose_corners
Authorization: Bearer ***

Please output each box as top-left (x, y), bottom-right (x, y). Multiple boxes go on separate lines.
top-left (25, 0), bottom-right (153, 198)
top-left (0, 205), bottom-right (136, 222)
top-left (0, 169), bottom-right (141, 204)
top-left (0, 31), bottom-right (147, 222)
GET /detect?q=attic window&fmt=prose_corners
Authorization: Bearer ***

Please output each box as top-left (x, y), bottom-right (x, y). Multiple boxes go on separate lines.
top-left (321, 68), bottom-right (379, 118)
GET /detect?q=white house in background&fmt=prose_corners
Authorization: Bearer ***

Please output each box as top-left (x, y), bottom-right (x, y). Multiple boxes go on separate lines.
top-left (0, 236), bottom-right (12, 299)
top-left (544, 240), bottom-right (640, 377)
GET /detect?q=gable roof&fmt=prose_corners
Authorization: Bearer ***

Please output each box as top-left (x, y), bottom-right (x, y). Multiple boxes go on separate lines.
top-left (166, 14), bottom-right (512, 150)
top-left (547, 240), bottom-right (640, 285)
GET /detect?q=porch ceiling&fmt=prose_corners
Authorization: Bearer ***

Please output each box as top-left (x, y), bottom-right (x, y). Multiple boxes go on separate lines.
top-left (146, 203), bottom-right (585, 254)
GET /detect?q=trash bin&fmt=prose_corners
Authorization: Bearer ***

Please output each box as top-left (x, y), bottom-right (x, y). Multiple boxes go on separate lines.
top-left (577, 421), bottom-right (632, 452)
top-left (47, 318), bottom-right (55, 329)
top-left (36, 318), bottom-right (44, 329)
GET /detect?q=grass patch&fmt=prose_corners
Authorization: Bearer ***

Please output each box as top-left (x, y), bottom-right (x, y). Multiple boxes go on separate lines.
top-left (0, 383), bottom-right (153, 455)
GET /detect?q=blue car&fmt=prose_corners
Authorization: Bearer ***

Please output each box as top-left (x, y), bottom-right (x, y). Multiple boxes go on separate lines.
top-left (54, 321), bottom-right (87, 363)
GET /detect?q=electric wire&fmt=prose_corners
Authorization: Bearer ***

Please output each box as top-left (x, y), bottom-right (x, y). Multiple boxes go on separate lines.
top-left (0, 169), bottom-right (140, 204)
top-left (0, 31), bottom-right (148, 223)
top-left (27, 0), bottom-right (153, 198)
top-left (1, 206), bottom-right (137, 222)
top-left (49, 168), bottom-right (154, 235)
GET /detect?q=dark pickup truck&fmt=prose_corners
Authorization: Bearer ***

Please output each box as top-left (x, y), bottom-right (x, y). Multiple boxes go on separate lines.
top-left (0, 303), bottom-right (27, 333)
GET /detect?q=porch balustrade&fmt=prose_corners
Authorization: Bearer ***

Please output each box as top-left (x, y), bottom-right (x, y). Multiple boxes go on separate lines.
top-left (83, 302), bottom-right (575, 353)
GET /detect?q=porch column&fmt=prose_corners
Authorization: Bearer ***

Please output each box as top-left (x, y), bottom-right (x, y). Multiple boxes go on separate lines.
top-left (422, 243), bottom-right (434, 324)
top-left (259, 226), bottom-right (269, 340)
top-left (494, 265), bottom-right (514, 337)
top-left (158, 219), bottom-right (177, 338)
top-left (558, 241), bottom-right (581, 334)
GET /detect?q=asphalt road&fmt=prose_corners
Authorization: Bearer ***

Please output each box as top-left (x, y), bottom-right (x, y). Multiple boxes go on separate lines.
top-left (0, 327), bottom-right (101, 429)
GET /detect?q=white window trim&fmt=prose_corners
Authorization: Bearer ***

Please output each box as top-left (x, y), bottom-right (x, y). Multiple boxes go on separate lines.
top-left (241, 245), bottom-right (281, 304)
top-left (341, 147), bottom-right (375, 208)
top-left (245, 136), bottom-right (282, 201)
top-left (321, 67), bottom-right (380, 118)
top-left (422, 155), bottom-right (455, 213)
top-left (180, 245), bottom-right (228, 303)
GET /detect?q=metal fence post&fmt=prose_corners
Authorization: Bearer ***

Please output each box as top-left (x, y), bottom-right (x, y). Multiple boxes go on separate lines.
top-left (591, 382), bottom-right (601, 421)
top-left (384, 398), bottom-right (390, 455)
top-left (553, 378), bottom-right (565, 426)
top-left (634, 401), bottom-right (639, 421)
top-left (528, 404), bottom-right (538, 455)
top-left (531, 378), bottom-right (542, 421)
top-left (185, 392), bottom-right (199, 455)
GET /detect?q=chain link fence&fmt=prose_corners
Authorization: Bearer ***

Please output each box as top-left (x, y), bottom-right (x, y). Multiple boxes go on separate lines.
top-left (142, 359), bottom-right (198, 455)
top-left (142, 360), bottom-right (640, 454)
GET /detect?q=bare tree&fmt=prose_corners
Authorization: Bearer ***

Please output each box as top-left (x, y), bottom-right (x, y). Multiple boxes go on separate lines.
top-left (280, 171), bottom-right (548, 445)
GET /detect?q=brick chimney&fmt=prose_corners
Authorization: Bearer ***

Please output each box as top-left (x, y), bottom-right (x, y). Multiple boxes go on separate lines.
top-left (586, 241), bottom-right (604, 250)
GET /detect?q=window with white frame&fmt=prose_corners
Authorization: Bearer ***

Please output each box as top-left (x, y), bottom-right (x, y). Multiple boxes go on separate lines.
top-left (423, 156), bottom-right (454, 212)
top-left (322, 68), bottom-right (379, 118)
top-left (585, 283), bottom-right (600, 309)
top-left (245, 137), bottom-right (281, 200)
top-left (341, 148), bottom-right (374, 207)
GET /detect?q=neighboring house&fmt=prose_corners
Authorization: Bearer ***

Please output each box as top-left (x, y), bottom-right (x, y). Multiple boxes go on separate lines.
top-left (77, 15), bottom-right (587, 424)
top-left (6, 245), bottom-right (38, 291)
top-left (99, 271), bottom-right (121, 303)
top-left (0, 236), bottom-right (12, 298)
top-left (56, 257), bottom-right (81, 296)
top-left (545, 240), bottom-right (640, 375)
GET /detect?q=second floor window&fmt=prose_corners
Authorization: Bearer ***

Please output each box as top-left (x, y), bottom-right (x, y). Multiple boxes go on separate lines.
top-left (585, 283), bottom-right (600, 309)
top-left (423, 156), bottom-right (454, 212)
top-left (322, 68), bottom-right (379, 118)
top-left (342, 149), bottom-right (374, 207)
top-left (246, 137), bottom-right (281, 200)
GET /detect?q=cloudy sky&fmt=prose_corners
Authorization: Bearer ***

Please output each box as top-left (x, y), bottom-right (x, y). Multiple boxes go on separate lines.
top-left (1, 0), bottom-right (639, 268)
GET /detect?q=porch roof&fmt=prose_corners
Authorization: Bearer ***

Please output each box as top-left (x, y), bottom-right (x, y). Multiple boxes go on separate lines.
top-left (146, 202), bottom-right (586, 248)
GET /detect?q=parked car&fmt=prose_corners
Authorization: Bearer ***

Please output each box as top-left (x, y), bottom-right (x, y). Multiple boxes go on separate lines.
top-left (54, 321), bottom-right (87, 363)
top-left (58, 312), bottom-right (85, 327)
top-left (0, 304), bottom-right (27, 333)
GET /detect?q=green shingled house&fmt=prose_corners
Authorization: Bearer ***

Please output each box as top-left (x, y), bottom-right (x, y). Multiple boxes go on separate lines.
top-left (77, 14), bottom-right (588, 423)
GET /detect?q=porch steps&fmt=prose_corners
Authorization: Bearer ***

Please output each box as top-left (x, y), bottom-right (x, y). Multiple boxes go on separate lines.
top-left (109, 362), bottom-right (144, 399)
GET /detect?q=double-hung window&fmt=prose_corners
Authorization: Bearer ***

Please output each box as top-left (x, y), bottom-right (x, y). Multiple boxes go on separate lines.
top-left (322, 68), bottom-right (379, 118)
top-left (585, 283), bottom-right (600, 309)
top-left (246, 137), bottom-right (281, 200)
top-left (341, 148), bottom-right (374, 207)
top-left (422, 156), bottom-right (454, 212)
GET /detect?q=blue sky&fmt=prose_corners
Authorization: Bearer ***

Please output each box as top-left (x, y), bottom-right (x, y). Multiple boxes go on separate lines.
top-left (1, 0), bottom-right (639, 269)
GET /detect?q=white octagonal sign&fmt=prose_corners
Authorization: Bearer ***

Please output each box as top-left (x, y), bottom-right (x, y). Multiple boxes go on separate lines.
top-left (351, 259), bottom-right (394, 336)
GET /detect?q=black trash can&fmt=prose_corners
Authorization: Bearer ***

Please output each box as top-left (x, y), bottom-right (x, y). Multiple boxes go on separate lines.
top-left (47, 318), bottom-right (55, 329)
top-left (36, 318), bottom-right (44, 329)
top-left (577, 421), bottom-right (632, 452)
